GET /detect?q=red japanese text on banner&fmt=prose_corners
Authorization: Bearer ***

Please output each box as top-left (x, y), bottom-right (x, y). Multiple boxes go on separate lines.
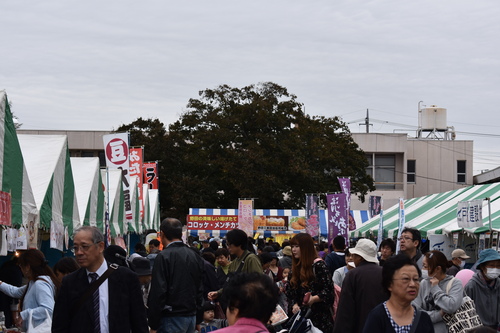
top-left (103, 133), bottom-right (133, 221)
top-left (238, 199), bottom-right (253, 236)
top-left (143, 162), bottom-right (159, 189)
top-left (130, 147), bottom-right (144, 219)
top-left (0, 191), bottom-right (12, 226)
top-left (187, 215), bottom-right (239, 231)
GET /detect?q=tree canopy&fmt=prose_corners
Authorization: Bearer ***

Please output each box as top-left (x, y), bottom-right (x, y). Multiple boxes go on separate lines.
top-left (152, 82), bottom-right (374, 220)
top-left (116, 83), bottom-right (374, 221)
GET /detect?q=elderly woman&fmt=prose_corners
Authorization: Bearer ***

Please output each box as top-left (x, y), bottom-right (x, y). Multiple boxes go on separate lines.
top-left (0, 249), bottom-right (59, 331)
top-left (216, 272), bottom-right (279, 333)
top-left (413, 250), bottom-right (463, 333)
top-left (464, 249), bottom-right (500, 330)
top-left (363, 254), bottom-right (434, 332)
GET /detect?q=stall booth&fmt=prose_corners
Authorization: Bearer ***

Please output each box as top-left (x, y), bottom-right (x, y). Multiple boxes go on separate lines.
top-left (188, 208), bottom-right (371, 244)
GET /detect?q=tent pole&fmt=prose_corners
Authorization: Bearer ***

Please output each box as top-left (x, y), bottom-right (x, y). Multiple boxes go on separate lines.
top-left (487, 197), bottom-right (492, 247)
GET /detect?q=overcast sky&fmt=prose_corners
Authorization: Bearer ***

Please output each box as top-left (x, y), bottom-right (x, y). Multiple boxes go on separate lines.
top-left (2, 1), bottom-right (500, 173)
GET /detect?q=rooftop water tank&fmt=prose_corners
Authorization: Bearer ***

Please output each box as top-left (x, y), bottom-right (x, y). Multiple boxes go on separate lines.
top-left (420, 105), bottom-right (447, 131)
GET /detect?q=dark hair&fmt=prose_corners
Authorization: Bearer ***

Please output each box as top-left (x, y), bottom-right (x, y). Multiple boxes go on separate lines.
top-left (18, 249), bottom-right (61, 310)
top-left (160, 218), bottom-right (183, 240)
top-left (134, 243), bottom-right (147, 252)
top-left (333, 236), bottom-right (346, 251)
top-left (215, 248), bottom-right (229, 258)
top-left (226, 229), bottom-right (248, 250)
top-left (53, 257), bottom-right (80, 276)
top-left (289, 233), bottom-right (318, 289)
top-left (202, 301), bottom-right (215, 312)
top-left (209, 240), bottom-right (219, 251)
top-left (425, 250), bottom-right (450, 275)
top-left (281, 241), bottom-right (290, 248)
top-left (382, 254), bottom-right (420, 294)
top-left (202, 252), bottom-right (216, 266)
top-left (104, 245), bottom-right (128, 267)
top-left (380, 238), bottom-right (396, 253)
top-left (222, 272), bottom-right (279, 323)
top-left (401, 228), bottom-right (421, 248)
top-left (259, 252), bottom-right (273, 265)
top-left (149, 239), bottom-right (160, 248)
top-left (263, 246), bottom-right (275, 253)
top-left (74, 226), bottom-right (104, 244)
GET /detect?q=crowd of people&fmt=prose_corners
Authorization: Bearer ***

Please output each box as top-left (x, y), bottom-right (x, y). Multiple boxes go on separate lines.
top-left (1, 223), bottom-right (500, 332)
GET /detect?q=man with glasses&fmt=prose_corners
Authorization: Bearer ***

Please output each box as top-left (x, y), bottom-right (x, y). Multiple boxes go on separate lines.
top-left (398, 227), bottom-right (424, 269)
top-left (52, 226), bottom-right (148, 333)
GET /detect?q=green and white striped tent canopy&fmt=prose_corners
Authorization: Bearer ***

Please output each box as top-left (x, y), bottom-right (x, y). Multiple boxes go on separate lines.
top-left (142, 183), bottom-right (150, 230)
top-left (128, 175), bottom-right (142, 234)
top-left (145, 188), bottom-right (160, 231)
top-left (0, 91), bottom-right (37, 228)
top-left (351, 183), bottom-right (500, 239)
top-left (101, 169), bottom-right (125, 237)
top-left (18, 134), bottom-right (80, 235)
top-left (70, 157), bottom-right (105, 232)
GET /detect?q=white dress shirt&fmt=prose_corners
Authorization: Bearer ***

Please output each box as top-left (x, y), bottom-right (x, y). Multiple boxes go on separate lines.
top-left (87, 259), bottom-right (110, 333)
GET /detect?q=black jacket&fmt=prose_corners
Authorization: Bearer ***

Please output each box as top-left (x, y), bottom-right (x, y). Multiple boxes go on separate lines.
top-left (52, 263), bottom-right (148, 333)
top-left (333, 261), bottom-right (388, 333)
top-left (147, 242), bottom-right (204, 329)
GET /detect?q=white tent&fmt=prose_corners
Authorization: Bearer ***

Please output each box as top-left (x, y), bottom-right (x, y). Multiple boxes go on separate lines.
top-left (142, 184), bottom-right (150, 230)
top-left (148, 189), bottom-right (160, 231)
top-left (101, 169), bottom-right (124, 237)
top-left (128, 175), bottom-right (142, 234)
top-left (18, 134), bottom-right (80, 236)
top-left (0, 91), bottom-right (37, 229)
top-left (70, 157), bottom-right (105, 231)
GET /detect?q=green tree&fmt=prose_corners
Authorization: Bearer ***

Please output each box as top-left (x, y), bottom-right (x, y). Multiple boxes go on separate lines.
top-left (162, 82), bottom-right (374, 220)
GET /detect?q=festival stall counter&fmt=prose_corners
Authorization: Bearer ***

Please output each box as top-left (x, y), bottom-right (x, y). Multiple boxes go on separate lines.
top-left (188, 208), bottom-right (371, 242)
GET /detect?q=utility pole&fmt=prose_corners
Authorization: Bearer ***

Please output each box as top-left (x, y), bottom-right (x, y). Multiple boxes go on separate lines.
top-left (359, 109), bottom-right (372, 133)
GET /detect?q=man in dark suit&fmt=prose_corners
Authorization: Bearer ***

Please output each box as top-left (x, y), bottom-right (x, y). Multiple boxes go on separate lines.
top-left (52, 226), bottom-right (148, 333)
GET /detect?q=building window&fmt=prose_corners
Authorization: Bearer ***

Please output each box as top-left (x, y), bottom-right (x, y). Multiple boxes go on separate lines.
top-left (457, 160), bottom-right (466, 184)
top-left (407, 160), bottom-right (416, 183)
top-left (366, 154), bottom-right (396, 190)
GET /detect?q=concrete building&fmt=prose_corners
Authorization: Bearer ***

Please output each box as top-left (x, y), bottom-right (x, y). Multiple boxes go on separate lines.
top-left (18, 105), bottom-right (475, 212)
top-left (350, 133), bottom-right (473, 210)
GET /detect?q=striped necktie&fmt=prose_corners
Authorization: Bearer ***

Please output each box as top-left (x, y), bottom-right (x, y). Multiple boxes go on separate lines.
top-left (89, 273), bottom-right (101, 333)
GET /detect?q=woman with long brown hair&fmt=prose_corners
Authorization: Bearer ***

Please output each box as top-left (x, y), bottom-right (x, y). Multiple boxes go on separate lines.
top-left (0, 249), bottom-right (60, 331)
top-left (286, 233), bottom-right (334, 332)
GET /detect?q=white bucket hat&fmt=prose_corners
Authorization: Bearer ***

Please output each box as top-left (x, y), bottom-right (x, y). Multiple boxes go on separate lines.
top-left (350, 239), bottom-right (379, 264)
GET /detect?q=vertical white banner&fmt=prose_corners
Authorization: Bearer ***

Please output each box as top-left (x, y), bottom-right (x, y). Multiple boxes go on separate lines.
top-left (396, 198), bottom-right (405, 253)
top-left (103, 133), bottom-right (133, 224)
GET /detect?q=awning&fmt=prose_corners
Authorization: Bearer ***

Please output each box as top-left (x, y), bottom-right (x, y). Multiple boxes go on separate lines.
top-left (101, 169), bottom-right (124, 237)
top-left (188, 208), bottom-right (371, 239)
top-left (0, 91), bottom-right (37, 228)
top-left (19, 134), bottom-right (80, 234)
top-left (70, 157), bottom-right (105, 232)
top-left (351, 183), bottom-right (500, 238)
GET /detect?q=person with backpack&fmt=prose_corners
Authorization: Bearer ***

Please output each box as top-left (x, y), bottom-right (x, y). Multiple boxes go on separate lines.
top-left (286, 233), bottom-right (334, 333)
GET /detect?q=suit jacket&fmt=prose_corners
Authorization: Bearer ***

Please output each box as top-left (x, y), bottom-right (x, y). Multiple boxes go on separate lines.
top-left (52, 263), bottom-right (148, 333)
